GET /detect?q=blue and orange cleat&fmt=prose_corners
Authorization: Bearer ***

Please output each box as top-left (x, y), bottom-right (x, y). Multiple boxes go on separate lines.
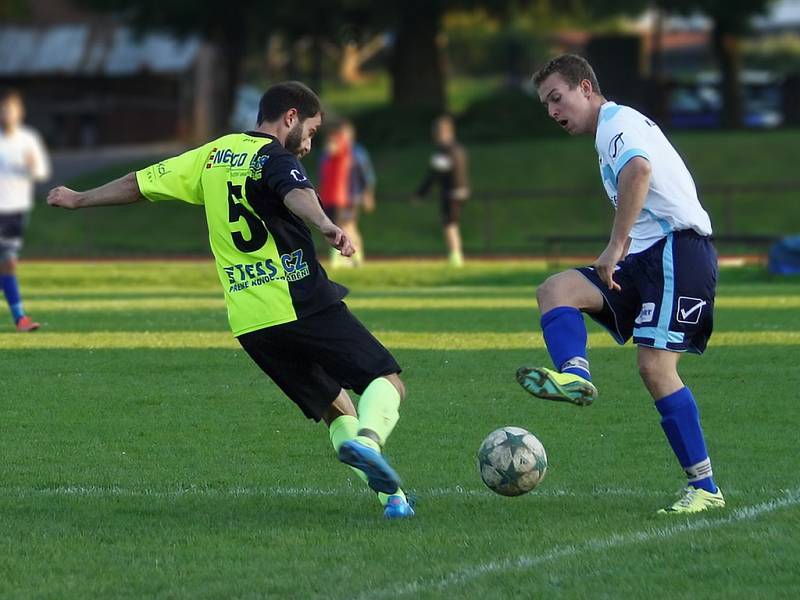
top-left (15, 315), bottom-right (40, 332)
top-left (338, 439), bottom-right (401, 495)
top-left (383, 494), bottom-right (415, 519)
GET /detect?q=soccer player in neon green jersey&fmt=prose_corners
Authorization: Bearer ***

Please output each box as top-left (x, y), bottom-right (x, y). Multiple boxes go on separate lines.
top-left (47, 81), bottom-right (414, 519)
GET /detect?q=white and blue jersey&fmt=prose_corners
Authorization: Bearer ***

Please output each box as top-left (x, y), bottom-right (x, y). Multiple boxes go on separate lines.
top-left (595, 102), bottom-right (712, 254)
top-left (577, 102), bottom-right (717, 354)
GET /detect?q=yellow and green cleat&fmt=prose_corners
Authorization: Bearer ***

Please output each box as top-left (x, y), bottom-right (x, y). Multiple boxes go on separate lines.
top-left (516, 366), bottom-right (597, 407)
top-left (657, 486), bottom-right (726, 515)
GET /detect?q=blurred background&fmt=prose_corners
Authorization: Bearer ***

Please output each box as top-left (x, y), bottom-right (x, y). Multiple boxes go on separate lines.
top-left (2, 0), bottom-right (799, 262)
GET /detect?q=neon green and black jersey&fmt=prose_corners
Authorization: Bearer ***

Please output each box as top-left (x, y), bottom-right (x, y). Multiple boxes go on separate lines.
top-left (136, 132), bottom-right (347, 336)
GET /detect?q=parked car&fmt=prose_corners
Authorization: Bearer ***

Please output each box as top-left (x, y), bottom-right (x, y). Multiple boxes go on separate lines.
top-left (667, 70), bottom-right (783, 129)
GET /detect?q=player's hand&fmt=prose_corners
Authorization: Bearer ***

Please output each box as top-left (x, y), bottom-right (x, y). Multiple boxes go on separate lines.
top-left (593, 242), bottom-right (624, 291)
top-left (321, 222), bottom-right (355, 257)
top-left (47, 186), bottom-right (82, 210)
top-left (24, 151), bottom-right (37, 174)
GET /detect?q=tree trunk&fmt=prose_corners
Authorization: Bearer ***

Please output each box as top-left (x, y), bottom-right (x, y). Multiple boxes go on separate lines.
top-left (711, 20), bottom-right (744, 129)
top-left (309, 34), bottom-right (324, 94)
top-left (389, 1), bottom-right (446, 110)
top-left (649, 8), bottom-right (670, 123)
top-left (222, 33), bottom-right (246, 132)
top-left (192, 42), bottom-right (218, 143)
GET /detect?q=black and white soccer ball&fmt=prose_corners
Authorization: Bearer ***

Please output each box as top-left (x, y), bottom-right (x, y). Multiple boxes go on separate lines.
top-left (477, 426), bottom-right (548, 496)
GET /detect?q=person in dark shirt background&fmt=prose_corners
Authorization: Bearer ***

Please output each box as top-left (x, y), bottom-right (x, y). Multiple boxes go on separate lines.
top-left (413, 114), bottom-right (470, 267)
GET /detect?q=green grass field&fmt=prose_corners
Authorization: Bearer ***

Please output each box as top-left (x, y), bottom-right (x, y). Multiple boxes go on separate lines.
top-left (1, 260), bottom-right (799, 598)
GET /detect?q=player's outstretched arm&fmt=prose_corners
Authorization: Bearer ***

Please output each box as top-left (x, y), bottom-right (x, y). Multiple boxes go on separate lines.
top-left (284, 188), bottom-right (355, 257)
top-left (47, 173), bottom-right (144, 210)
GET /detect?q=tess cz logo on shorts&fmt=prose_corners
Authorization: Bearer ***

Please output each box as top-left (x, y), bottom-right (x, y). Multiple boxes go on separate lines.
top-left (676, 297), bottom-right (707, 324)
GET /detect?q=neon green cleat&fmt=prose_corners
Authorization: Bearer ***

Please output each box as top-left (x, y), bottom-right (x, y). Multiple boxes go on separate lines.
top-left (516, 366), bottom-right (597, 407)
top-left (657, 486), bottom-right (726, 515)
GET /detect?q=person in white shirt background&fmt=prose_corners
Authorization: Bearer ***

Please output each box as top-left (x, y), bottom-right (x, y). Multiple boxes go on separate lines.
top-left (0, 89), bottom-right (50, 332)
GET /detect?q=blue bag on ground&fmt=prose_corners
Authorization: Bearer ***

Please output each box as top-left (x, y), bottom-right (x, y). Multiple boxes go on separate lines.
top-left (769, 235), bottom-right (800, 275)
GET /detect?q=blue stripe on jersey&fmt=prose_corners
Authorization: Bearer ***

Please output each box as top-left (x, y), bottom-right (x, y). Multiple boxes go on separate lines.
top-left (602, 164), bottom-right (617, 197)
top-left (600, 105), bottom-right (622, 122)
top-left (613, 148), bottom-right (650, 180)
top-left (643, 208), bottom-right (673, 234)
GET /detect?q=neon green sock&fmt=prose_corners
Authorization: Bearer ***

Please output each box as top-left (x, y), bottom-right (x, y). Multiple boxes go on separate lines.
top-left (328, 415), bottom-right (406, 507)
top-left (328, 414), bottom-right (359, 452)
top-left (357, 377), bottom-right (401, 448)
top-left (378, 489), bottom-right (406, 506)
top-left (449, 249), bottom-right (464, 267)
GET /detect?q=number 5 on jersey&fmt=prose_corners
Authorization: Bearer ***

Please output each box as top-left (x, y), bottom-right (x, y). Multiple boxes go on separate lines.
top-left (227, 181), bottom-right (268, 253)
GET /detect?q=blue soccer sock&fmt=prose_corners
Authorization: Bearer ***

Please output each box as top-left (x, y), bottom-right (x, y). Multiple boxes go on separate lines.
top-left (540, 306), bottom-right (592, 381)
top-left (655, 387), bottom-right (717, 493)
top-left (1, 274), bottom-right (25, 323)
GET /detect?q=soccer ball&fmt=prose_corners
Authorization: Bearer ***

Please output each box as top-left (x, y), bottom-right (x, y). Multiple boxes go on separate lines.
top-left (477, 426), bottom-right (547, 496)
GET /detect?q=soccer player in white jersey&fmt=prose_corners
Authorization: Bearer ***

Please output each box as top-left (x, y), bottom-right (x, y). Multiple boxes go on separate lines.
top-left (0, 89), bottom-right (50, 331)
top-left (517, 54), bottom-right (724, 514)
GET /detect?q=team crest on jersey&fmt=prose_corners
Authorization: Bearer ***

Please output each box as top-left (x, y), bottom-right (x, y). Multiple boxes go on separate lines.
top-left (248, 154), bottom-right (269, 181)
top-left (609, 132), bottom-right (624, 159)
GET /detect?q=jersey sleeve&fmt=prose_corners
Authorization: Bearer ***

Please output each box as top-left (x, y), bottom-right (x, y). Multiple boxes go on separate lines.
top-left (259, 152), bottom-right (315, 198)
top-left (136, 145), bottom-right (209, 205)
top-left (597, 116), bottom-right (651, 182)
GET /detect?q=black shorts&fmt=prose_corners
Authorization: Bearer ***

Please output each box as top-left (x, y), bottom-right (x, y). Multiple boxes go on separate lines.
top-left (0, 212), bottom-right (27, 261)
top-left (440, 198), bottom-right (464, 225)
top-left (237, 302), bottom-right (401, 421)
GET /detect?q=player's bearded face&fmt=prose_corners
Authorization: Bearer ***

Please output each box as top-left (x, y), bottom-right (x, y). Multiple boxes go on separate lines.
top-left (284, 120), bottom-right (305, 157)
top-left (285, 113), bottom-right (322, 158)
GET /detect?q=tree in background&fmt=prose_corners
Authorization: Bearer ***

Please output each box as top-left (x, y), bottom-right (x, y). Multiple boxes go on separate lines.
top-left (579, 0), bottom-right (776, 128)
top-left (78, 0), bottom-right (776, 130)
top-left (78, 0), bottom-right (365, 132)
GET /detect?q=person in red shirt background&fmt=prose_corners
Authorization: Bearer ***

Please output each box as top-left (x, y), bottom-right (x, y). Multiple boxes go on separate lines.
top-left (318, 123), bottom-right (353, 267)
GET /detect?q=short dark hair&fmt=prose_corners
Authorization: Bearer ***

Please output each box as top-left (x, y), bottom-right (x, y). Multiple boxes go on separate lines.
top-left (532, 54), bottom-right (602, 96)
top-left (0, 88), bottom-right (23, 103)
top-left (257, 81), bottom-right (322, 125)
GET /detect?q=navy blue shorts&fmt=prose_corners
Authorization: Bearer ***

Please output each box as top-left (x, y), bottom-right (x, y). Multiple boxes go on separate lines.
top-left (577, 230), bottom-right (717, 354)
top-left (0, 212), bottom-right (27, 261)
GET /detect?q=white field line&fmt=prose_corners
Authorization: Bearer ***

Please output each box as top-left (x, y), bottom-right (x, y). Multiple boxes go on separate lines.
top-left (0, 484), bottom-right (662, 500)
top-left (355, 487), bottom-right (800, 600)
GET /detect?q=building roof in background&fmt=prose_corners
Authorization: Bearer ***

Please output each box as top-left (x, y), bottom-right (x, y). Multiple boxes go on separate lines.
top-left (753, 0), bottom-right (800, 31)
top-left (0, 24), bottom-right (201, 77)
